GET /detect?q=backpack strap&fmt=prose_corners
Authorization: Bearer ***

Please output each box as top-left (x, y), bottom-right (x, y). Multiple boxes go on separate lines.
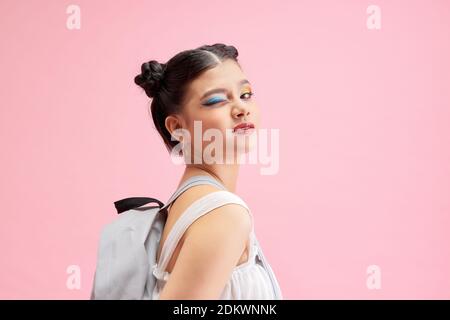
top-left (153, 190), bottom-right (254, 280)
top-left (114, 197), bottom-right (164, 214)
top-left (112, 175), bottom-right (226, 214)
top-left (159, 175), bottom-right (227, 211)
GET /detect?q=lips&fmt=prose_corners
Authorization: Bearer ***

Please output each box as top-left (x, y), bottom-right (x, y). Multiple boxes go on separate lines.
top-left (233, 122), bottom-right (255, 132)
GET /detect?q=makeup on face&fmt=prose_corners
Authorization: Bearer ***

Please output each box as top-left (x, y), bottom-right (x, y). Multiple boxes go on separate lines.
top-left (201, 80), bottom-right (254, 107)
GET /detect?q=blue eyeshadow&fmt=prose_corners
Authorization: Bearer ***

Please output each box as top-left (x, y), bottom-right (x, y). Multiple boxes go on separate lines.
top-left (205, 97), bottom-right (224, 104)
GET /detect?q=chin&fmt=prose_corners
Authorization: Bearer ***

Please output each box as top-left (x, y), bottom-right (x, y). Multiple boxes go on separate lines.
top-left (231, 132), bottom-right (258, 158)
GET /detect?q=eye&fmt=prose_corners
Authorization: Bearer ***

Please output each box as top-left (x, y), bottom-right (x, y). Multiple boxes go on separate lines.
top-left (242, 91), bottom-right (254, 100)
top-left (203, 92), bottom-right (254, 106)
top-left (203, 96), bottom-right (225, 106)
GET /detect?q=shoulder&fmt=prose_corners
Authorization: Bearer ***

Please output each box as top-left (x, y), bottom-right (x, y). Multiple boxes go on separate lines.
top-left (171, 185), bottom-right (251, 238)
top-left (187, 199), bottom-right (252, 238)
top-left (183, 188), bottom-right (251, 234)
top-left (168, 184), bottom-right (224, 215)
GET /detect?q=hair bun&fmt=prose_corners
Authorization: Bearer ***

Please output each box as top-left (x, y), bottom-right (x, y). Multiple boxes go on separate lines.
top-left (134, 60), bottom-right (167, 98)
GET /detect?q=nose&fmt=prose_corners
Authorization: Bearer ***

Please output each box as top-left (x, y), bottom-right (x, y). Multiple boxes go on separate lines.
top-left (231, 100), bottom-right (251, 120)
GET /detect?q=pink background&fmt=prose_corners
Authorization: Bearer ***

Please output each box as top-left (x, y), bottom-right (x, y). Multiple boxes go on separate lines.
top-left (1, 0), bottom-right (449, 299)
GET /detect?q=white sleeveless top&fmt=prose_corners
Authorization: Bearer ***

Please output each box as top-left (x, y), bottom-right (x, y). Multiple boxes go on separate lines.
top-left (151, 190), bottom-right (282, 300)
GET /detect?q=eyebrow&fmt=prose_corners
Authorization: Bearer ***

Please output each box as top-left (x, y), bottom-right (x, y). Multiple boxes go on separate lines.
top-left (200, 79), bottom-right (251, 100)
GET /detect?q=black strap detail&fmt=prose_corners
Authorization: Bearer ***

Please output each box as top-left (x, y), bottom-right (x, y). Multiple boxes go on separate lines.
top-left (114, 197), bottom-right (165, 214)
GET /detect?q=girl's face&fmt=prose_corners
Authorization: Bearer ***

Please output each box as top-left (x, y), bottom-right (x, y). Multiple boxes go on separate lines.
top-left (174, 59), bottom-right (261, 164)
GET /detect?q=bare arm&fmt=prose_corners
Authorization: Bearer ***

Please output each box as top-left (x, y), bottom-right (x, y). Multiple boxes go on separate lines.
top-left (158, 204), bottom-right (252, 300)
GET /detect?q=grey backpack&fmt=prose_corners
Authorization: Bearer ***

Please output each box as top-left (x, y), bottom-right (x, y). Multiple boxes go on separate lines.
top-left (90, 175), bottom-right (282, 300)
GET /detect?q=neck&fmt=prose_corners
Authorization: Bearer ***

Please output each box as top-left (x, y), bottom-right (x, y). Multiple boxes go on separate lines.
top-left (181, 163), bottom-right (240, 193)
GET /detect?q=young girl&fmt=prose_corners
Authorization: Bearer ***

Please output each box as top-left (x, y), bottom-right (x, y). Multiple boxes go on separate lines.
top-left (134, 43), bottom-right (282, 300)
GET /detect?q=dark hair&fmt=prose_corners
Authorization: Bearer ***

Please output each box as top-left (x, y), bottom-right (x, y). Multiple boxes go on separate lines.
top-left (134, 43), bottom-right (240, 154)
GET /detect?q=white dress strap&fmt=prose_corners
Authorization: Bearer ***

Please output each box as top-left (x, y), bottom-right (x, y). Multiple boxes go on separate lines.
top-left (153, 190), bottom-right (254, 279)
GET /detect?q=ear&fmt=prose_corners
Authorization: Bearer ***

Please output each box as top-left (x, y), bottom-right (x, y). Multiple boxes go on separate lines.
top-left (165, 114), bottom-right (185, 142)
